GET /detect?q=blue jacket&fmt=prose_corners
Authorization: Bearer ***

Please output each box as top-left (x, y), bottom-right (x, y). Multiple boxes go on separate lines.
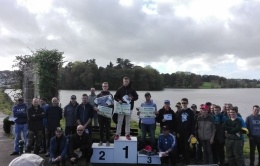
top-left (50, 135), bottom-right (68, 159)
top-left (13, 103), bottom-right (28, 124)
top-left (64, 102), bottom-right (79, 127)
top-left (158, 133), bottom-right (176, 152)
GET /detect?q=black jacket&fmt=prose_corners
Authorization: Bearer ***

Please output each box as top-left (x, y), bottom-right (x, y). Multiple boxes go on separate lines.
top-left (27, 105), bottom-right (45, 131)
top-left (156, 106), bottom-right (176, 132)
top-left (69, 132), bottom-right (92, 157)
top-left (176, 108), bottom-right (195, 138)
top-left (46, 105), bottom-right (63, 131)
top-left (114, 84), bottom-right (138, 110)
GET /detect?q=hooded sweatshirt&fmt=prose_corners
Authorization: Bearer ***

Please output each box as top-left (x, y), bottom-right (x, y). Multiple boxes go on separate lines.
top-left (13, 103), bottom-right (28, 124)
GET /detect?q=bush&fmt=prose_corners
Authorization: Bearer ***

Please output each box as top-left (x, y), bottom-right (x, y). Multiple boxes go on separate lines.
top-left (3, 116), bottom-right (14, 134)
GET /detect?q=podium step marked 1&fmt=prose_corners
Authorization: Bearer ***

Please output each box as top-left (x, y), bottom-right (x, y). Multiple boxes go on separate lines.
top-left (90, 136), bottom-right (161, 164)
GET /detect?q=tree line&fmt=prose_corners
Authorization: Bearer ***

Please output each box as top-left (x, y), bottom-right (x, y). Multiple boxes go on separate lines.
top-left (13, 51), bottom-right (260, 92)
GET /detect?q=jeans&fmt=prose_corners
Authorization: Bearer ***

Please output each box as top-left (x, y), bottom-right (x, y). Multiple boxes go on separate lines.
top-left (14, 123), bottom-right (28, 152)
top-left (249, 136), bottom-right (260, 166)
top-left (141, 123), bottom-right (156, 149)
top-left (116, 111), bottom-right (131, 136)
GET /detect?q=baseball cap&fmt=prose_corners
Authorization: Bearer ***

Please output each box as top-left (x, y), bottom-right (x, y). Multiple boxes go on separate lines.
top-left (71, 95), bottom-right (76, 99)
top-left (164, 100), bottom-right (170, 104)
top-left (200, 104), bottom-right (208, 110)
top-left (162, 125), bottom-right (170, 131)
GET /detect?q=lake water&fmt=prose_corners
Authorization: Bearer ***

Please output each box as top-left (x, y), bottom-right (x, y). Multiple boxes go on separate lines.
top-left (59, 88), bottom-right (259, 121)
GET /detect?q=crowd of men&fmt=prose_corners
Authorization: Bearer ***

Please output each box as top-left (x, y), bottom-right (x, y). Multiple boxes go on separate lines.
top-left (9, 76), bottom-right (260, 166)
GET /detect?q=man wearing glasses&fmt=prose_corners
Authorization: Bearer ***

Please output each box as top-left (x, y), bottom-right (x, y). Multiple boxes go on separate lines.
top-left (176, 98), bottom-right (195, 165)
top-left (69, 125), bottom-right (93, 166)
top-left (10, 98), bottom-right (28, 155)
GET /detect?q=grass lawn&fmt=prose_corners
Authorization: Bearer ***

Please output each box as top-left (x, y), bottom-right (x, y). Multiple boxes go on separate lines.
top-left (200, 82), bottom-right (221, 89)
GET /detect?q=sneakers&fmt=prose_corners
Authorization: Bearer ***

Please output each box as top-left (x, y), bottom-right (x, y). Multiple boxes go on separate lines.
top-left (45, 152), bottom-right (50, 157)
top-left (106, 141), bottom-right (110, 147)
top-left (10, 151), bottom-right (19, 155)
top-left (126, 135), bottom-right (131, 140)
top-left (114, 135), bottom-right (119, 140)
top-left (98, 141), bottom-right (103, 146)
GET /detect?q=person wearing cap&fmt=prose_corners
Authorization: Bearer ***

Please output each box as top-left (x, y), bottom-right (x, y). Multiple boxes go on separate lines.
top-left (49, 127), bottom-right (68, 165)
top-left (94, 82), bottom-right (114, 146)
top-left (10, 97), bottom-right (28, 155)
top-left (64, 95), bottom-right (79, 136)
top-left (89, 88), bottom-right (98, 126)
top-left (25, 98), bottom-right (45, 154)
top-left (114, 76), bottom-right (139, 141)
top-left (137, 92), bottom-right (157, 150)
top-left (212, 105), bottom-right (227, 166)
top-left (45, 97), bottom-right (63, 157)
top-left (76, 94), bottom-right (94, 137)
top-left (246, 105), bottom-right (260, 166)
top-left (156, 100), bottom-right (176, 134)
top-left (69, 125), bottom-right (93, 166)
top-left (223, 107), bottom-right (243, 166)
top-left (175, 98), bottom-right (195, 165)
top-left (158, 125), bottom-right (177, 166)
top-left (195, 104), bottom-right (215, 164)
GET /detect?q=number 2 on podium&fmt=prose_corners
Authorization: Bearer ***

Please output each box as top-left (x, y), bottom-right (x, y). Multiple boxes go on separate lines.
top-left (123, 146), bottom-right (128, 158)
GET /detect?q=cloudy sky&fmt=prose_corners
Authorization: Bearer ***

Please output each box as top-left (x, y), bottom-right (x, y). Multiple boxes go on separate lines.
top-left (1, 0), bottom-right (260, 79)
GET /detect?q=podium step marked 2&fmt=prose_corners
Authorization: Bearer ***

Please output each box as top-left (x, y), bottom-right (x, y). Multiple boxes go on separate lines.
top-left (91, 136), bottom-right (161, 165)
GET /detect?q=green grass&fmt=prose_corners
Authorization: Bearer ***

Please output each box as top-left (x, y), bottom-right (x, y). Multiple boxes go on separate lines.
top-left (199, 82), bottom-right (221, 89)
top-left (0, 89), bottom-right (13, 115)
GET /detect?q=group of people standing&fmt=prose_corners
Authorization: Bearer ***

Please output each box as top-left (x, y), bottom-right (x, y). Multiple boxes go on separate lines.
top-left (9, 76), bottom-right (260, 166)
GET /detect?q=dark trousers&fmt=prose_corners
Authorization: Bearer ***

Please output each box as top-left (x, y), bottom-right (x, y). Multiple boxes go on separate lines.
top-left (179, 135), bottom-right (191, 165)
top-left (249, 136), bottom-right (260, 166)
top-left (70, 148), bottom-right (93, 164)
top-left (160, 150), bottom-right (177, 166)
top-left (98, 115), bottom-right (111, 142)
top-left (225, 139), bottom-right (243, 166)
top-left (41, 128), bottom-right (46, 152)
top-left (212, 141), bottom-right (225, 165)
top-left (26, 130), bottom-right (43, 154)
top-left (201, 140), bottom-right (213, 164)
top-left (46, 129), bottom-right (55, 151)
top-left (65, 126), bottom-right (77, 136)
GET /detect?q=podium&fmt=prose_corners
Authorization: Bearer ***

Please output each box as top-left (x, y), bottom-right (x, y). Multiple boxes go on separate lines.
top-left (114, 136), bottom-right (138, 163)
top-left (137, 153), bottom-right (161, 164)
top-left (90, 143), bottom-right (114, 163)
top-left (91, 136), bottom-right (161, 164)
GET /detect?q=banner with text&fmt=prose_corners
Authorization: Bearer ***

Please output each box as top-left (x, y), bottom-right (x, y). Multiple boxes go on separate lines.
top-left (139, 107), bottom-right (155, 118)
top-left (114, 101), bottom-right (131, 115)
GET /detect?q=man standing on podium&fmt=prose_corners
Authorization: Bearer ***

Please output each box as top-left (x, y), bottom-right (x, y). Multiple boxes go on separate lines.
top-left (114, 76), bottom-right (138, 140)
